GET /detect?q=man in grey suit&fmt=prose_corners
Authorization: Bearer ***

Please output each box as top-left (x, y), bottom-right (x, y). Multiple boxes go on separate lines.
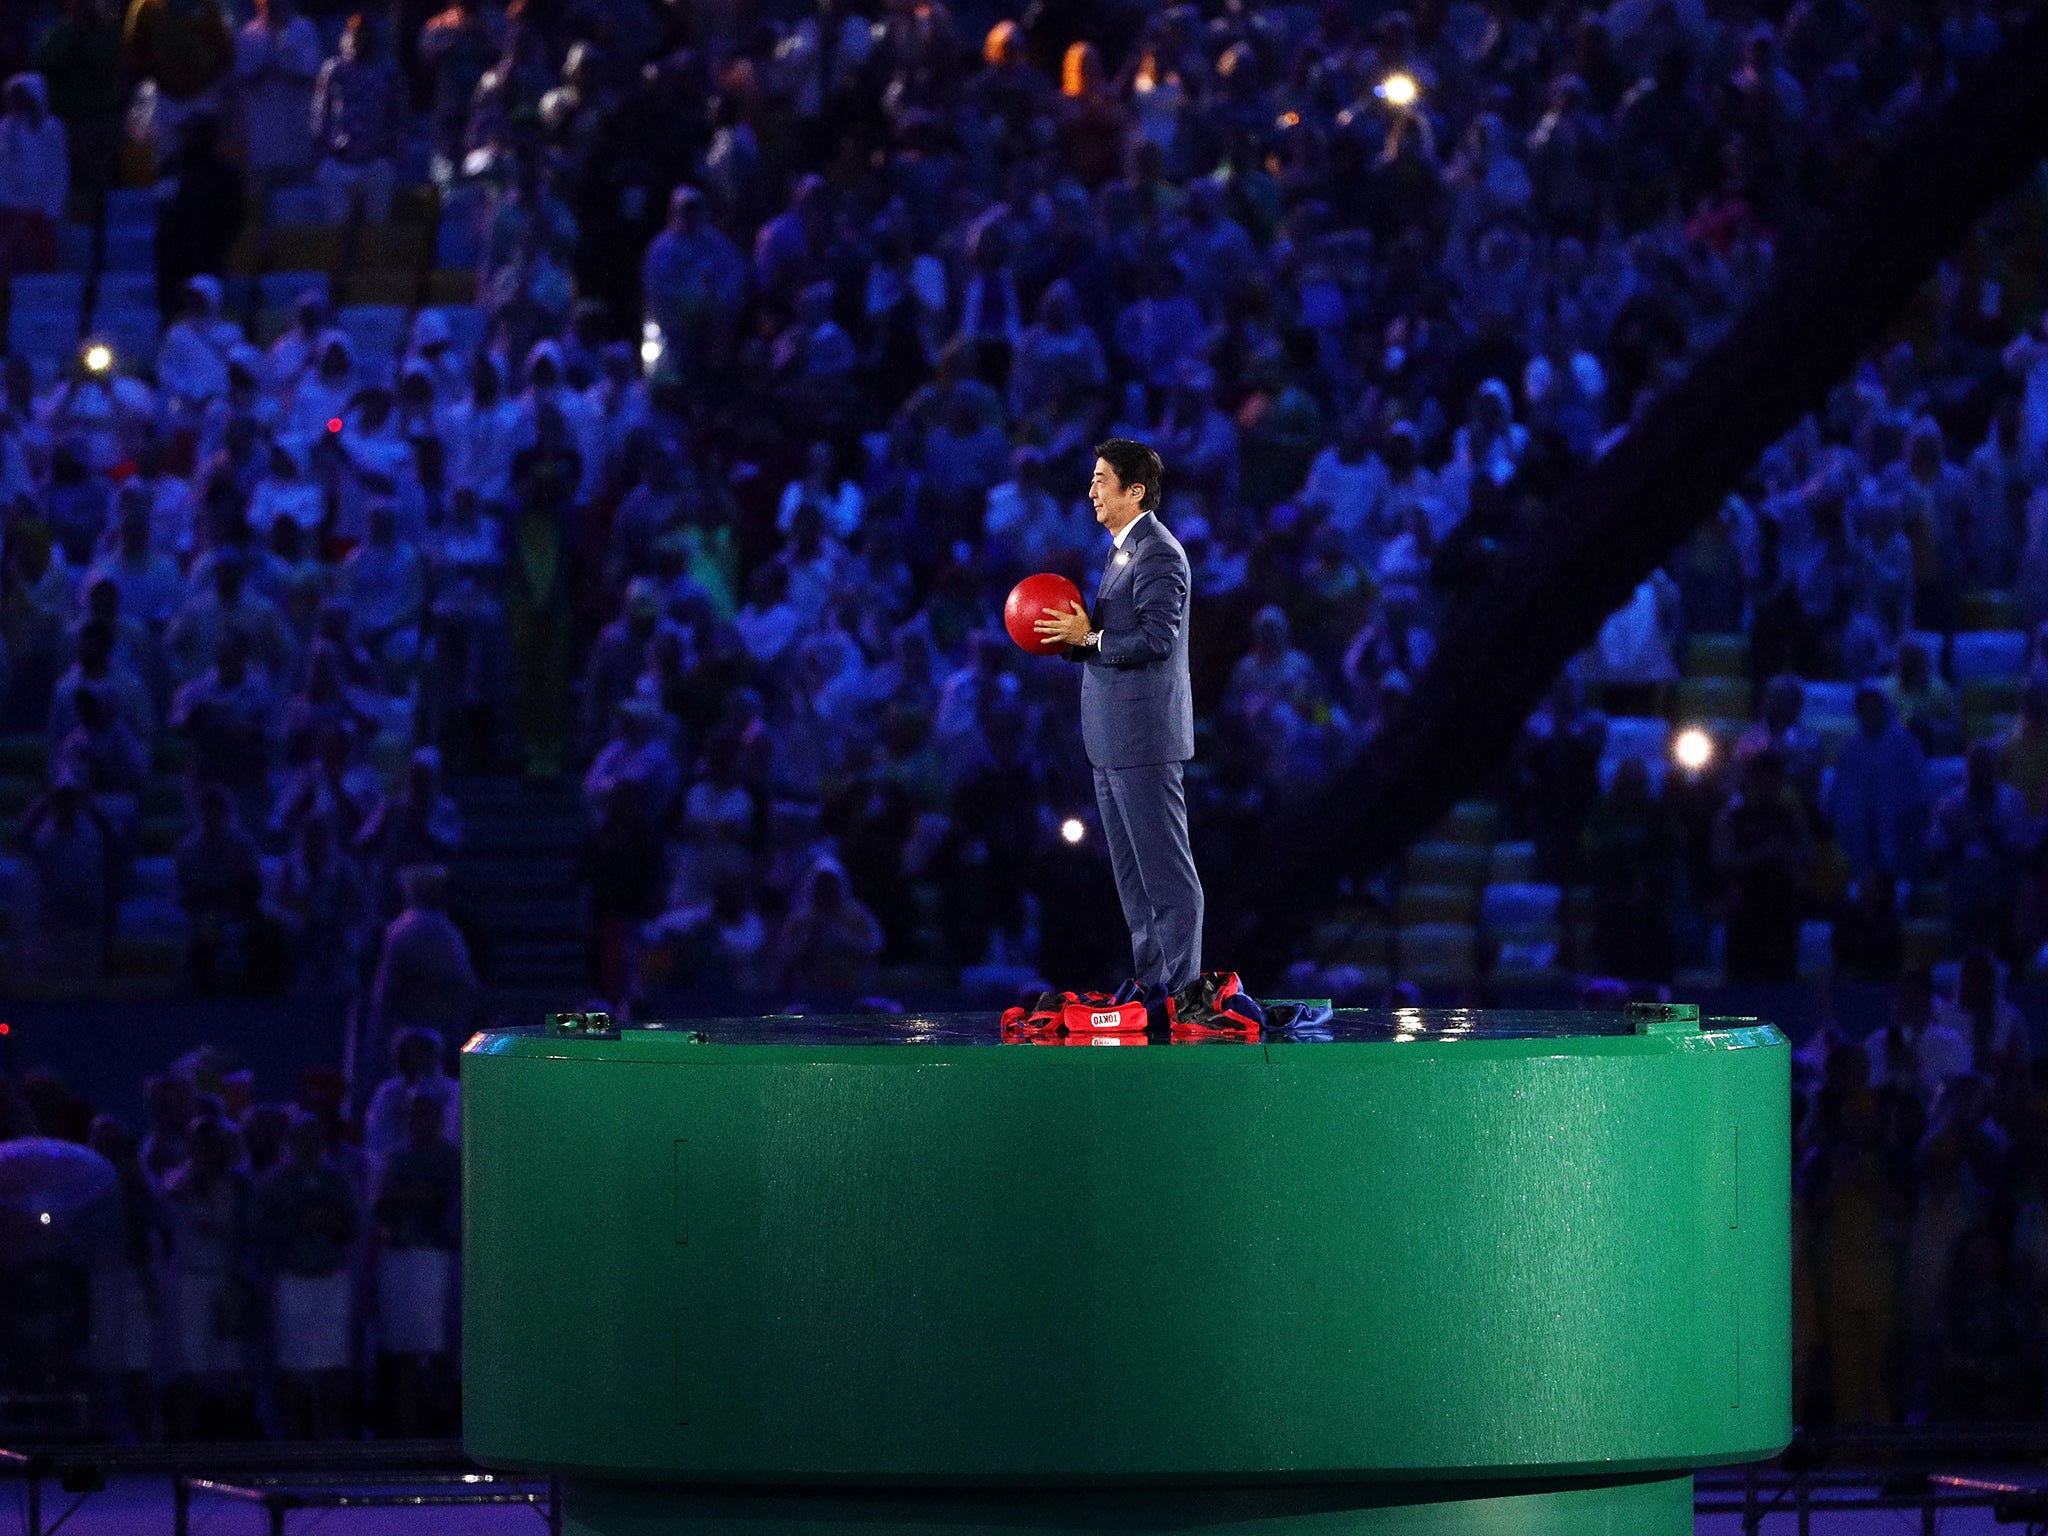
top-left (1034, 439), bottom-right (1203, 996)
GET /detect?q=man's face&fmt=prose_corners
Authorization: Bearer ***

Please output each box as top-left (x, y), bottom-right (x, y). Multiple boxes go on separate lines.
top-left (1089, 457), bottom-right (1144, 530)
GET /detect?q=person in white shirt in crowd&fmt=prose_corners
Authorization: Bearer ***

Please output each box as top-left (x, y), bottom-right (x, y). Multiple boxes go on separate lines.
top-left (310, 13), bottom-right (407, 224)
top-left (1585, 571), bottom-right (1682, 689)
top-left (328, 387), bottom-right (418, 543)
top-left (233, 0), bottom-right (322, 204)
top-left (247, 435), bottom-right (324, 541)
top-left (1444, 378), bottom-right (1527, 521)
top-left (1300, 414), bottom-right (1390, 557)
top-left (932, 629), bottom-right (1020, 788)
top-left (340, 502), bottom-right (425, 678)
top-left (267, 291), bottom-right (329, 394)
top-left (512, 339), bottom-right (602, 499)
top-left (252, 1109), bottom-right (360, 1439)
top-left (192, 346), bottom-right (279, 470)
top-left (732, 561), bottom-right (802, 668)
top-left (156, 276), bottom-right (244, 409)
top-left (0, 74), bottom-right (68, 277)
top-left (1931, 946), bottom-right (2033, 1072)
top-left (1522, 314), bottom-right (1608, 457)
top-left (370, 1084), bottom-right (461, 1435)
top-left (403, 308), bottom-right (469, 403)
top-left (87, 488), bottom-right (185, 630)
top-left (1226, 605), bottom-right (1322, 723)
top-left (284, 330), bottom-right (358, 446)
top-left (589, 343), bottom-right (650, 478)
top-left (982, 444), bottom-right (1073, 570)
top-left (777, 438), bottom-right (863, 540)
top-left (439, 353), bottom-right (517, 504)
top-left (362, 1027), bottom-right (459, 1165)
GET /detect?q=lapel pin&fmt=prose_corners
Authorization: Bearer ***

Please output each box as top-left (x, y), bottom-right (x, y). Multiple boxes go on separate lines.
top-left (1115, 549), bottom-right (1131, 567)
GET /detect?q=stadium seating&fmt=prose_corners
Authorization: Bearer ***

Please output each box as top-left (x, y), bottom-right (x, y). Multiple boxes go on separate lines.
top-left (1398, 922), bottom-right (1479, 987)
top-left (269, 222), bottom-right (345, 273)
top-left (1949, 630), bottom-right (2027, 686)
top-left (1405, 840), bottom-right (1491, 888)
top-left (101, 224), bottom-right (154, 273)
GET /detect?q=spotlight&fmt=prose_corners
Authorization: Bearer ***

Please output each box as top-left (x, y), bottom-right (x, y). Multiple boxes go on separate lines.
top-left (1672, 727), bottom-right (1715, 772)
top-left (1375, 71), bottom-right (1419, 108)
top-left (1060, 817), bottom-right (1086, 845)
top-left (82, 342), bottom-right (112, 375)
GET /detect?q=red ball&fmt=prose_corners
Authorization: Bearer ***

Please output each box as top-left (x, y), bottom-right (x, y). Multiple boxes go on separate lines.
top-left (1004, 572), bottom-right (1085, 655)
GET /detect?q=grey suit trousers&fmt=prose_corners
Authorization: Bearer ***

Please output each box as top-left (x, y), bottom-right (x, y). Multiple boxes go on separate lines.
top-left (1093, 760), bottom-right (1203, 993)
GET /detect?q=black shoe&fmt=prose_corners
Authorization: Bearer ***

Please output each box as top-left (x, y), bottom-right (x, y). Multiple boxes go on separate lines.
top-left (1113, 977), bottom-right (1170, 1028)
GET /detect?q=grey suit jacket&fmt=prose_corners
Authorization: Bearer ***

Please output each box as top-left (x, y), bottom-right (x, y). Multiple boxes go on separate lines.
top-left (1074, 512), bottom-right (1195, 769)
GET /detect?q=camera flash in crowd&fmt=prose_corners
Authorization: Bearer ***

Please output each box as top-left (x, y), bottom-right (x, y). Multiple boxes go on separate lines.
top-left (82, 342), bottom-right (112, 375)
top-left (1060, 817), bottom-right (1087, 845)
top-left (1672, 727), bottom-right (1714, 773)
top-left (1376, 71), bottom-right (1419, 108)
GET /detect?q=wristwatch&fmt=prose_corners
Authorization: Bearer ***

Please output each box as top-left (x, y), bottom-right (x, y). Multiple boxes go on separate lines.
top-left (1085, 630), bottom-right (1102, 649)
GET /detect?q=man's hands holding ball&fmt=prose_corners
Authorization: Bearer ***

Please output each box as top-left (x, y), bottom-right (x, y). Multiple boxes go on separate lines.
top-left (1035, 601), bottom-right (1092, 649)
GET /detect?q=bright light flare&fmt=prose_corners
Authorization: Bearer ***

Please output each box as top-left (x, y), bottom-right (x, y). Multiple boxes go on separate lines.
top-left (1060, 817), bottom-right (1086, 845)
top-left (82, 343), bottom-right (112, 374)
top-left (1376, 71), bottom-right (1419, 107)
top-left (1673, 727), bottom-right (1715, 772)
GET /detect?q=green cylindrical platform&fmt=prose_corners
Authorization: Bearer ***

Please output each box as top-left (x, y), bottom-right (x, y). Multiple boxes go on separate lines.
top-left (559, 1472), bottom-right (1696, 1535)
top-left (462, 1007), bottom-right (1791, 1536)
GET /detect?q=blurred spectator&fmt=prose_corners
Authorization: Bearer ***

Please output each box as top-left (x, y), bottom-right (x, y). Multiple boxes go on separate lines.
top-left (1716, 749), bottom-right (1815, 983)
top-left (34, 0), bottom-right (121, 201)
top-left (1885, 638), bottom-right (1963, 756)
top-left (154, 111), bottom-right (245, 317)
top-left (1831, 684), bottom-right (1929, 883)
top-left (0, 74), bottom-right (67, 277)
top-left (1927, 742), bottom-right (2035, 958)
top-left (370, 1085), bottom-right (459, 1435)
top-left (85, 1114), bottom-right (167, 1441)
top-left (123, 0), bottom-right (233, 156)
top-left (252, 1111), bottom-right (357, 1438)
top-left (1934, 946), bottom-right (2031, 1073)
top-left (14, 765), bottom-right (114, 985)
top-left (231, 0), bottom-right (319, 203)
top-left (1833, 873), bottom-right (1904, 985)
top-left (362, 1028), bottom-right (456, 1164)
top-left (175, 782), bottom-right (267, 993)
top-left (1515, 669), bottom-right (1607, 882)
top-left (160, 1115), bottom-right (255, 1440)
top-left (366, 864), bottom-right (477, 1074)
top-left (354, 744), bottom-right (461, 908)
top-left (310, 12), bottom-right (404, 225)
top-left (1582, 756), bottom-right (1680, 981)
top-left (776, 854), bottom-right (882, 996)
top-left (267, 814), bottom-right (372, 997)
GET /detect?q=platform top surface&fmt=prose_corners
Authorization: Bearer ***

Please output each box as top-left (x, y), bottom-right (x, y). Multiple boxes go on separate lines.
top-left (468, 1007), bottom-right (1778, 1052)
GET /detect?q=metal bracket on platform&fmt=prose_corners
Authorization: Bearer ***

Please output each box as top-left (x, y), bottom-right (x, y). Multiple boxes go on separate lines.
top-left (546, 1011), bottom-right (619, 1040)
top-left (1627, 1003), bottom-right (1701, 1035)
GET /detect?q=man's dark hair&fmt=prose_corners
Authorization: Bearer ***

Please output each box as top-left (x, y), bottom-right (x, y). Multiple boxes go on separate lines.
top-left (1095, 438), bottom-right (1163, 513)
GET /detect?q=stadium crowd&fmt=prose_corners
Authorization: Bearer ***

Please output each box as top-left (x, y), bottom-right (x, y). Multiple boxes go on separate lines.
top-left (0, 0), bottom-right (2044, 1434)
